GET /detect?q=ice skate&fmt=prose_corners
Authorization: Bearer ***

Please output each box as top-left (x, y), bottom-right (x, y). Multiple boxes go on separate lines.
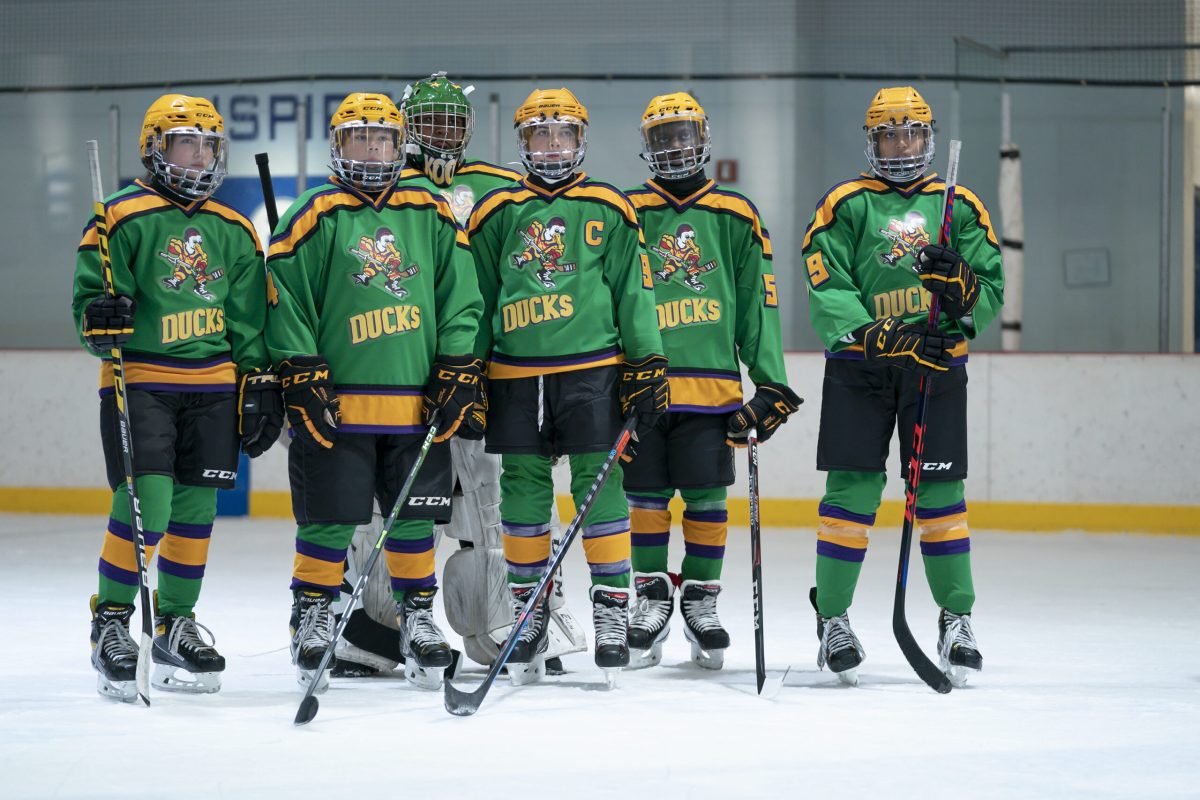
top-left (938, 609), bottom-right (982, 688)
top-left (507, 582), bottom-right (549, 686)
top-left (591, 585), bottom-right (630, 688)
top-left (162, 276), bottom-right (182, 290)
top-left (536, 268), bottom-right (556, 289)
top-left (397, 588), bottom-right (453, 690)
top-left (151, 608), bottom-right (225, 693)
top-left (192, 284), bottom-right (215, 301)
top-left (683, 273), bottom-right (706, 292)
top-left (290, 589), bottom-right (335, 694)
top-left (89, 595), bottom-right (139, 703)
top-left (810, 587), bottom-right (864, 685)
top-left (627, 572), bottom-right (675, 669)
top-left (680, 579), bottom-right (729, 670)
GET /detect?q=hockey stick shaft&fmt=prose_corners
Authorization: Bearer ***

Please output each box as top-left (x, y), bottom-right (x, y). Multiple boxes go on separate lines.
top-left (444, 416), bottom-right (638, 716)
top-left (892, 139), bottom-right (961, 694)
top-left (748, 428), bottom-right (766, 694)
top-left (86, 140), bottom-right (153, 707)
top-left (254, 153), bottom-right (279, 232)
top-left (294, 416), bottom-right (441, 725)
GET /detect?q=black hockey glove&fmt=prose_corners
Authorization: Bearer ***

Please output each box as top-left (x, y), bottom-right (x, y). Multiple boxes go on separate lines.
top-left (619, 355), bottom-right (670, 436)
top-left (82, 294), bottom-right (136, 353)
top-left (917, 244), bottom-right (980, 320)
top-left (726, 383), bottom-right (803, 447)
top-left (279, 355), bottom-right (340, 449)
top-left (455, 374), bottom-right (489, 442)
top-left (423, 355), bottom-right (485, 443)
top-left (862, 317), bottom-right (953, 375)
top-left (238, 371), bottom-right (284, 458)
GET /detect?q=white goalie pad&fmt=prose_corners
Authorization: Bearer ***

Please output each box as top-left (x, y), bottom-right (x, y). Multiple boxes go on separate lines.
top-left (334, 514), bottom-right (402, 672)
top-left (437, 437), bottom-right (502, 547)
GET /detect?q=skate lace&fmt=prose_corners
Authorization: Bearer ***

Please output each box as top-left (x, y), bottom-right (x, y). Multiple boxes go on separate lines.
top-left (631, 594), bottom-right (672, 633)
top-left (820, 615), bottom-right (863, 662)
top-left (514, 599), bottom-right (546, 644)
top-left (168, 617), bottom-right (218, 657)
top-left (298, 600), bottom-right (334, 648)
top-left (593, 601), bottom-right (627, 648)
top-left (681, 590), bottom-right (722, 633)
top-left (100, 617), bottom-right (138, 660)
top-left (941, 613), bottom-right (976, 658)
top-left (405, 607), bottom-right (446, 648)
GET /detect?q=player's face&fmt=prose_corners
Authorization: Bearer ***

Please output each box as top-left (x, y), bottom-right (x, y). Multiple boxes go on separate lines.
top-left (876, 126), bottom-right (928, 159)
top-left (164, 133), bottom-right (221, 170)
top-left (340, 126), bottom-right (398, 162)
top-left (527, 122), bottom-right (579, 162)
top-left (413, 111), bottom-right (468, 152)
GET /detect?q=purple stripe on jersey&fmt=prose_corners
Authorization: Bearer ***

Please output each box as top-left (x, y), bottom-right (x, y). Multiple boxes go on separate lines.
top-left (669, 403), bottom-right (743, 414)
top-left (337, 387), bottom-right (422, 396)
top-left (825, 349), bottom-right (865, 361)
top-left (390, 575), bottom-right (437, 592)
top-left (626, 494), bottom-right (670, 510)
top-left (683, 509), bottom-right (728, 523)
top-left (98, 558), bottom-right (138, 586)
top-left (127, 382), bottom-right (235, 393)
top-left (157, 556), bottom-right (206, 581)
top-left (583, 518), bottom-right (630, 538)
top-left (632, 532), bottom-right (670, 548)
top-left (384, 536), bottom-right (435, 554)
top-left (121, 354), bottom-right (233, 369)
top-left (817, 540), bottom-right (868, 563)
top-left (920, 538), bottom-right (972, 557)
top-left (818, 503), bottom-right (877, 527)
top-left (338, 424), bottom-right (426, 435)
top-left (275, 186), bottom-right (346, 243)
top-left (666, 370), bottom-right (741, 380)
top-left (165, 521), bottom-right (213, 539)
top-left (916, 501), bottom-right (968, 520)
top-left (489, 347), bottom-right (620, 367)
top-left (683, 542), bottom-right (725, 560)
top-left (294, 537), bottom-right (346, 564)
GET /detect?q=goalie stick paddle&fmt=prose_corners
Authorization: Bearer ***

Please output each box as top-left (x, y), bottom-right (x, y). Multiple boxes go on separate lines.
top-left (444, 417), bottom-right (638, 717)
top-left (86, 140), bottom-right (153, 707)
top-left (748, 428), bottom-right (768, 694)
top-left (294, 416), bottom-right (442, 725)
top-left (892, 139), bottom-right (962, 695)
top-left (254, 153), bottom-right (280, 232)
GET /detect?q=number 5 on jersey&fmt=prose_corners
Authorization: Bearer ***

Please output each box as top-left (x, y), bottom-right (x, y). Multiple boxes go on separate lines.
top-left (763, 273), bottom-right (779, 307)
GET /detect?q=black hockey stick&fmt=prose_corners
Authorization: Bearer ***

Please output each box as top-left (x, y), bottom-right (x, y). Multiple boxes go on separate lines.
top-left (294, 415), bottom-right (441, 725)
top-left (892, 139), bottom-right (962, 695)
top-left (748, 427), bottom-right (767, 694)
top-left (86, 140), bottom-right (153, 707)
top-left (444, 416), bottom-right (638, 717)
top-left (254, 152), bottom-right (279, 232)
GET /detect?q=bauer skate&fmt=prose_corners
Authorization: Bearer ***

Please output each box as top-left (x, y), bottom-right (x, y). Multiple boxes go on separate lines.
top-left (152, 609), bottom-right (225, 694)
top-left (680, 580), bottom-right (730, 670)
top-left (627, 572), bottom-right (675, 669)
top-left (397, 589), bottom-right (453, 690)
top-left (89, 596), bottom-right (139, 703)
top-left (591, 585), bottom-right (631, 688)
top-left (290, 589), bottom-right (335, 694)
top-left (938, 609), bottom-right (982, 688)
top-left (506, 583), bottom-right (549, 686)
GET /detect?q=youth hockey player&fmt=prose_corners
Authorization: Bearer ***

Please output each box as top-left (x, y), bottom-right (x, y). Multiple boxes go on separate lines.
top-left (802, 86), bottom-right (1003, 687)
top-left (467, 87), bottom-right (668, 685)
top-left (265, 92), bottom-right (483, 693)
top-left (73, 93), bottom-right (281, 701)
top-left (623, 92), bottom-right (801, 670)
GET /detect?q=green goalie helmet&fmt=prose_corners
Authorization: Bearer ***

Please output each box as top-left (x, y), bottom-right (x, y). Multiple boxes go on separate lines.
top-left (401, 72), bottom-right (475, 186)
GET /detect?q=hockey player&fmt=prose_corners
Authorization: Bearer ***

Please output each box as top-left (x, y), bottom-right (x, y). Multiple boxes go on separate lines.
top-left (802, 86), bottom-right (1003, 687)
top-left (468, 87), bottom-right (668, 685)
top-left (623, 92), bottom-right (802, 670)
top-left (73, 93), bottom-right (281, 701)
top-left (329, 74), bottom-right (587, 679)
top-left (266, 92), bottom-right (483, 693)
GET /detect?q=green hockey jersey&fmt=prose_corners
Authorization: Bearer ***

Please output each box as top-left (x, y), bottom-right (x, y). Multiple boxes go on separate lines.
top-left (467, 173), bottom-right (663, 379)
top-left (265, 176), bottom-right (482, 434)
top-left (625, 178), bottom-right (787, 414)
top-left (802, 172), bottom-right (1004, 363)
top-left (72, 179), bottom-right (268, 394)
top-left (400, 160), bottom-right (523, 226)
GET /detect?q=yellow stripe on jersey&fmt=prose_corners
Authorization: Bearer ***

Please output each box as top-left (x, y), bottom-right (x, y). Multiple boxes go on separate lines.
top-left (201, 200), bottom-right (263, 254)
top-left (467, 187), bottom-right (538, 235)
top-left (459, 161), bottom-right (523, 181)
top-left (802, 178), bottom-right (891, 251)
top-left (336, 393), bottom-right (424, 428)
top-left (666, 375), bottom-right (743, 411)
top-left (268, 191), bottom-right (367, 260)
top-left (693, 192), bottom-right (772, 256)
top-left (566, 183), bottom-right (640, 228)
top-left (487, 352), bottom-right (623, 380)
top-left (385, 186), bottom-right (463, 235)
top-left (99, 357), bottom-right (236, 391)
top-left (646, 178), bottom-right (716, 207)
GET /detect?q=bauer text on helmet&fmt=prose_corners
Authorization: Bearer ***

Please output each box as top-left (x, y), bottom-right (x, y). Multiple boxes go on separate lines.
top-left (514, 88), bottom-right (588, 181)
top-left (864, 86), bottom-right (935, 182)
top-left (329, 93), bottom-right (405, 191)
top-left (140, 94), bottom-right (228, 199)
top-left (401, 72), bottom-right (475, 186)
top-left (640, 92), bottom-right (711, 179)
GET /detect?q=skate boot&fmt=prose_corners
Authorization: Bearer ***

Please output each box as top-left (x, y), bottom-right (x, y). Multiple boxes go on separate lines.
top-left (397, 588), bottom-right (453, 690)
top-left (680, 579), bottom-right (730, 670)
top-left (627, 572), bottom-right (675, 669)
top-left (90, 595), bottom-right (140, 703)
top-left (591, 585), bottom-right (631, 687)
top-left (152, 602), bottom-right (225, 694)
top-left (938, 609), bottom-right (982, 688)
top-left (536, 268), bottom-right (556, 289)
top-left (352, 272), bottom-right (373, 285)
top-left (162, 276), bottom-right (183, 290)
top-left (507, 582), bottom-right (549, 686)
top-left (811, 588), bottom-right (865, 686)
top-left (654, 268), bottom-right (671, 282)
top-left (290, 589), bottom-right (335, 693)
top-left (192, 284), bottom-right (215, 301)
top-left (683, 273), bottom-right (706, 292)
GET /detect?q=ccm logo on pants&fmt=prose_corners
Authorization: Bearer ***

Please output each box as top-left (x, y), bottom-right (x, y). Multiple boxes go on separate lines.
top-left (408, 496), bottom-right (451, 507)
top-left (202, 469), bottom-right (238, 480)
top-left (922, 462), bottom-right (953, 472)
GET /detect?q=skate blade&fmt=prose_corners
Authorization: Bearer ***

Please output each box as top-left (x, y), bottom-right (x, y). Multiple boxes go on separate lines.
top-left (689, 642), bottom-right (725, 671)
top-left (629, 642), bottom-right (663, 670)
top-left (508, 656), bottom-right (545, 686)
top-left (601, 668), bottom-right (620, 689)
top-left (404, 662), bottom-right (445, 691)
top-left (96, 674), bottom-right (139, 703)
top-left (296, 665), bottom-right (330, 694)
top-left (942, 662), bottom-right (977, 688)
top-left (152, 664), bottom-right (222, 694)
top-left (835, 667), bottom-right (859, 687)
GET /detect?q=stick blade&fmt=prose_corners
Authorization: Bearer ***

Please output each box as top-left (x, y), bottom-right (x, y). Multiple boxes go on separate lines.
top-left (443, 680), bottom-right (481, 717)
top-left (759, 665), bottom-right (791, 700)
top-left (294, 695), bottom-right (320, 726)
top-left (136, 635), bottom-right (152, 707)
top-left (893, 616), bottom-right (953, 694)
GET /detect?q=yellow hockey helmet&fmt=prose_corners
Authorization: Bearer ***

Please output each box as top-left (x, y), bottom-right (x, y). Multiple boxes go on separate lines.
top-left (139, 94), bottom-right (227, 198)
top-left (513, 88), bottom-right (588, 181)
top-left (328, 93), bottom-right (405, 190)
top-left (863, 86), bottom-right (935, 182)
top-left (639, 92), bottom-right (711, 179)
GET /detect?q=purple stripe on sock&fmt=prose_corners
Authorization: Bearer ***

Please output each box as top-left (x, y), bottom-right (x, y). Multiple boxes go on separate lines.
top-left (507, 557), bottom-right (549, 572)
top-left (632, 532), bottom-right (670, 548)
top-left (98, 558), bottom-right (138, 585)
top-left (588, 560), bottom-right (631, 577)
top-left (920, 538), bottom-right (972, 557)
top-left (916, 501), bottom-right (968, 520)
top-left (390, 575), bottom-right (436, 591)
top-left (817, 503), bottom-right (876, 527)
top-left (583, 518), bottom-right (629, 538)
top-left (157, 556), bottom-right (206, 580)
top-left (107, 517), bottom-right (164, 547)
top-left (684, 542), bottom-right (726, 560)
top-left (501, 520), bottom-right (551, 537)
top-left (626, 494), bottom-right (670, 510)
top-left (683, 509), bottom-right (728, 523)
top-left (817, 540), bottom-right (867, 563)
top-left (166, 521), bottom-right (213, 539)
top-left (294, 537), bottom-right (347, 564)
top-left (384, 536), bottom-right (435, 554)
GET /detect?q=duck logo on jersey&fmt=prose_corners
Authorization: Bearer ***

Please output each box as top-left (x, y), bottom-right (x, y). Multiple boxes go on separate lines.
top-left (512, 217), bottom-right (577, 290)
top-left (878, 212), bottom-right (930, 268)
top-left (159, 228), bottom-right (225, 302)
top-left (441, 184), bottom-right (476, 226)
top-left (649, 224), bottom-right (718, 293)
top-left (350, 227), bottom-right (421, 299)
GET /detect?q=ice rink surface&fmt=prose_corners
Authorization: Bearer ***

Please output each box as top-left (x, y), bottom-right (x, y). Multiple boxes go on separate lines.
top-left (2, 513), bottom-right (1198, 799)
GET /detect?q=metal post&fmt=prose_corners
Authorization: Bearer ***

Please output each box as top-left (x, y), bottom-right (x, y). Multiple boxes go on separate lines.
top-left (297, 97), bottom-right (308, 197)
top-left (108, 105), bottom-right (120, 194)
top-left (1160, 95), bottom-right (1172, 352)
top-left (490, 93), bottom-right (501, 164)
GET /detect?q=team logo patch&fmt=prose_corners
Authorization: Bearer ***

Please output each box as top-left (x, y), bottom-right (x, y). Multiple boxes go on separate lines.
top-left (159, 228), bottom-right (225, 302)
top-left (877, 212), bottom-right (930, 269)
top-left (350, 227), bottom-right (421, 299)
top-left (649, 224), bottom-right (718, 293)
top-left (512, 217), bottom-right (576, 290)
top-left (441, 184), bottom-right (476, 226)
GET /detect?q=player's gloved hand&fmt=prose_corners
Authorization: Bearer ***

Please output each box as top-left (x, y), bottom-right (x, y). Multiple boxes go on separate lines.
top-left (238, 371), bottom-right (284, 458)
top-left (423, 355), bottom-right (485, 443)
top-left (862, 316), bottom-right (953, 375)
top-left (917, 244), bottom-right (980, 320)
top-left (279, 355), bottom-right (340, 449)
top-left (455, 374), bottom-right (489, 442)
top-left (725, 383), bottom-right (803, 447)
top-left (82, 294), bottom-right (136, 353)
top-left (619, 355), bottom-right (670, 437)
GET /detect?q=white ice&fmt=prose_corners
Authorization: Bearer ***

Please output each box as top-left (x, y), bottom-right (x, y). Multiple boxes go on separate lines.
top-left (2, 513), bottom-right (1198, 799)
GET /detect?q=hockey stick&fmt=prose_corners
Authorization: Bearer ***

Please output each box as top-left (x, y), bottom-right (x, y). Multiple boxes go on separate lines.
top-left (892, 139), bottom-right (962, 695)
top-left (444, 416), bottom-right (638, 717)
top-left (294, 415), bottom-right (441, 725)
top-left (254, 152), bottom-right (279, 232)
top-left (85, 140), bottom-right (153, 707)
top-left (748, 427), bottom-right (767, 694)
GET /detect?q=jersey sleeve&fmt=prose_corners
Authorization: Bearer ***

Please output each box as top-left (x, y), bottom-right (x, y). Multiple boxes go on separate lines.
top-left (732, 210), bottom-right (789, 387)
top-left (802, 194), bottom-right (875, 351)
top-left (224, 228), bottom-right (270, 372)
top-left (264, 200), bottom-right (325, 364)
top-left (71, 207), bottom-right (137, 353)
top-left (603, 203), bottom-right (663, 361)
top-left (432, 208), bottom-right (483, 357)
top-left (951, 187), bottom-right (1005, 338)
top-left (466, 205), bottom-right (503, 359)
